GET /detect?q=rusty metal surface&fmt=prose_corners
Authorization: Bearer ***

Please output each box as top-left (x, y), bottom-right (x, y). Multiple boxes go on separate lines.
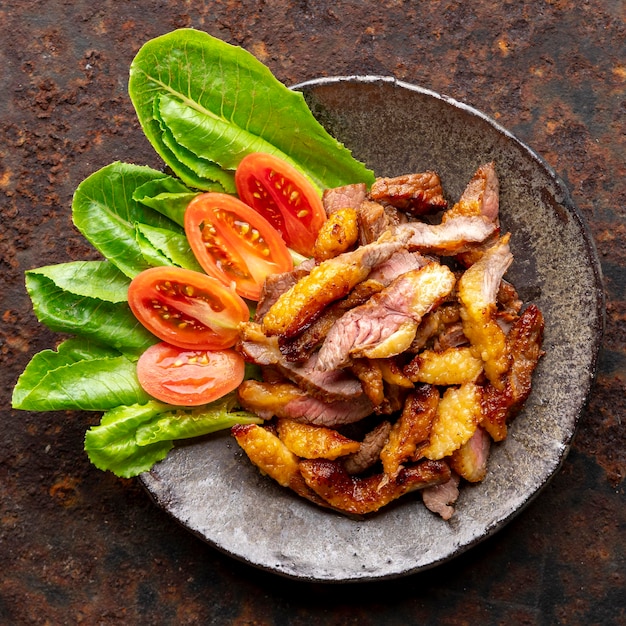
top-left (0, 1), bottom-right (623, 623)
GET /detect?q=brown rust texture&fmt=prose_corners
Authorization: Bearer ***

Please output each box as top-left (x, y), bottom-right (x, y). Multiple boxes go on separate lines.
top-left (0, 1), bottom-right (624, 624)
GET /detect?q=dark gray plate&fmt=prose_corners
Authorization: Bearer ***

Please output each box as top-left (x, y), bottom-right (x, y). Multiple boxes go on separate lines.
top-left (140, 76), bottom-right (604, 583)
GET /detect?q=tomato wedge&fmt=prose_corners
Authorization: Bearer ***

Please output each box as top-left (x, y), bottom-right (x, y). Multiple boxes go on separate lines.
top-left (235, 153), bottom-right (326, 257)
top-left (137, 342), bottom-right (245, 406)
top-left (128, 266), bottom-right (249, 350)
top-left (185, 192), bottom-right (293, 301)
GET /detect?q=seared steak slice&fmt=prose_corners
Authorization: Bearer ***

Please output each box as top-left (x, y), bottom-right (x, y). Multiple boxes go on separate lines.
top-left (394, 215), bottom-right (498, 256)
top-left (443, 162), bottom-right (499, 224)
top-left (322, 183), bottom-right (368, 215)
top-left (317, 262), bottom-right (456, 371)
top-left (480, 303), bottom-right (545, 441)
top-left (255, 264), bottom-right (312, 322)
top-left (380, 384), bottom-right (439, 478)
top-left (237, 380), bottom-right (373, 427)
top-left (421, 472), bottom-right (460, 520)
top-left (238, 322), bottom-right (364, 402)
top-left (261, 237), bottom-right (405, 339)
top-left (299, 457), bottom-right (451, 515)
top-left (370, 172), bottom-right (448, 216)
top-left (450, 426), bottom-right (491, 482)
top-left (343, 420), bottom-right (392, 475)
top-left (357, 200), bottom-right (390, 244)
top-left (279, 280), bottom-right (384, 363)
top-left (367, 249), bottom-right (427, 284)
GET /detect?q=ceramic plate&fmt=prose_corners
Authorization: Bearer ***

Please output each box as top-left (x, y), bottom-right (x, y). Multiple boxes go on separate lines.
top-left (140, 76), bottom-right (604, 582)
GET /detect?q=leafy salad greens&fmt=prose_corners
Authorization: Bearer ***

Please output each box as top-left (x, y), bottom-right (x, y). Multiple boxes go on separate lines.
top-left (12, 29), bottom-right (374, 478)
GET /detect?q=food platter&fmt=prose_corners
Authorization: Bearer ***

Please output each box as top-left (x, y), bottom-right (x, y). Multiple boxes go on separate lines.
top-left (140, 76), bottom-right (604, 582)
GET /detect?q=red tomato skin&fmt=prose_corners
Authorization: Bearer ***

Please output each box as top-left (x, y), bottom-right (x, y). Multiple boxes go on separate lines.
top-left (128, 266), bottom-right (249, 350)
top-left (235, 153), bottom-right (326, 257)
top-left (184, 192), bottom-right (293, 301)
top-left (137, 342), bottom-right (245, 406)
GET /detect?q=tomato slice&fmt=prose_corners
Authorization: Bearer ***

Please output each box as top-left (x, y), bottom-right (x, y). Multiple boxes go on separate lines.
top-left (185, 192), bottom-right (293, 301)
top-left (137, 342), bottom-right (245, 406)
top-left (128, 266), bottom-right (249, 350)
top-left (235, 153), bottom-right (326, 257)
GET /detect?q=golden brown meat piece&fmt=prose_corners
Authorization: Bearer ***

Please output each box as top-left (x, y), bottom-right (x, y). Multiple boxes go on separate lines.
top-left (404, 346), bottom-right (484, 386)
top-left (450, 426), bottom-right (491, 482)
top-left (231, 423), bottom-right (330, 508)
top-left (350, 358), bottom-right (385, 408)
top-left (276, 419), bottom-right (360, 460)
top-left (420, 383), bottom-right (482, 460)
top-left (395, 215), bottom-right (499, 256)
top-left (261, 237), bottom-right (404, 338)
top-left (299, 457), bottom-right (451, 515)
top-left (443, 162), bottom-right (499, 224)
top-left (481, 304), bottom-right (545, 440)
top-left (458, 234), bottom-right (513, 389)
top-left (369, 172), bottom-right (448, 216)
top-left (313, 206), bottom-right (359, 262)
top-left (380, 384), bottom-right (439, 478)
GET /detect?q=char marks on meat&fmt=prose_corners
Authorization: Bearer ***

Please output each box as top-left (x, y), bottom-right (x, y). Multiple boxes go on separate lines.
top-left (238, 322), bottom-right (364, 402)
top-left (370, 172), bottom-right (448, 216)
top-left (444, 162), bottom-right (499, 224)
top-left (300, 457), bottom-right (451, 515)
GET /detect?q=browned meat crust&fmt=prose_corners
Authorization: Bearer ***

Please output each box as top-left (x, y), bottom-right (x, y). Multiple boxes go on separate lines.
top-left (299, 457), bottom-right (451, 515)
top-left (370, 172), bottom-right (448, 216)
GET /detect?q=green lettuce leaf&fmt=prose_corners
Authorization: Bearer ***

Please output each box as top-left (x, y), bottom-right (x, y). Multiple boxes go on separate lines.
top-left (128, 28), bottom-right (374, 192)
top-left (26, 269), bottom-right (156, 355)
top-left (135, 223), bottom-right (204, 272)
top-left (12, 339), bottom-right (150, 411)
top-left (72, 162), bottom-right (184, 278)
top-left (85, 402), bottom-right (174, 477)
top-left (29, 260), bottom-right (131, 303)
top-left (132, 175), bottom-right (200, 227)
top-left (85, 396), bottom-right (262, 477)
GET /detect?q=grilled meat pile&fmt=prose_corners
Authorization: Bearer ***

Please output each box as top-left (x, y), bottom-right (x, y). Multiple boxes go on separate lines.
top-left (232, 162), bottom-right (544, 519)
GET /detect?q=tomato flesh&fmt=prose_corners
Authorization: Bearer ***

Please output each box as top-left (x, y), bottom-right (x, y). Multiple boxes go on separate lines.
top-left (137, 342), bottom-right (245, 406)
top-left (128, 266), bottom-right (249, 350)
top-left (185, 192), bottom-right (293, 301)
top-left (235, 153), bottom-right (326, 257)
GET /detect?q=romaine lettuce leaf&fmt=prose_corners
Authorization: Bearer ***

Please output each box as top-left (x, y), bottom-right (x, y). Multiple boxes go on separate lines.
top-left (12, 339), bottom-right (150, 411)
top-left (132, 175), bottom-right (199, 227)
top-left (26, 270), bottom-right (156, 355)
top-left (85, 396), bottom-right (262, 477)
top-left (128, 28), bottom-right (374, 192)
top-left (72, 162), bottom-right (185, 278)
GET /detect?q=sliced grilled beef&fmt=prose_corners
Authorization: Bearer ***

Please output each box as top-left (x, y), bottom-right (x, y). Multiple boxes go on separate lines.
top-left (443, 162), bottom-right (499, 224)
top-left (370, 172), bottom-right (448, 216)
top-left (299, 457), bottom-right (451, 515)
top-left (238, 322), bottom-right (364, 402)
top-left (322, 183), bottom-right (368, 215)
top-left (343, 420), bottom-right (392, 475)
top-left (317, 262), bottom-right (456, 371)
top-left (421, 471), bottom-right (460, 520)
top-left (261, 237), bottom-right (405, 339)
top-left (394, 215), bottom-right (499, 256)
top-left (237, 380), bottom-right (373, 427)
